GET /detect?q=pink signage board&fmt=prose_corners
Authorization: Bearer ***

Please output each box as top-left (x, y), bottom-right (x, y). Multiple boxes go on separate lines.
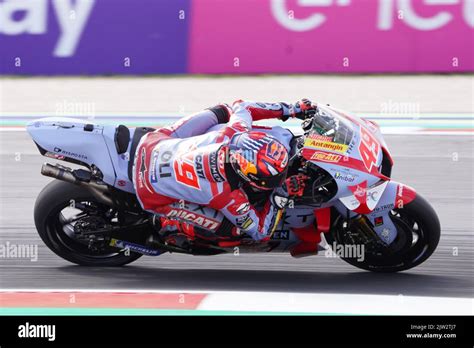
top-left (189, 0), bottom-right (474, 73)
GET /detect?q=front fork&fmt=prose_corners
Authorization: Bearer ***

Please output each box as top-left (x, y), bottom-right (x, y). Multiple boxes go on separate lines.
top-left (333, 181), bottom-right (417, 246)
top-left (352, 215), bottom-right (382, 244)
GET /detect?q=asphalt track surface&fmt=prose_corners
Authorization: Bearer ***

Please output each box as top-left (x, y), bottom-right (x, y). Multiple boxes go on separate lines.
top-left (0, 132), bottom-right (473, 298)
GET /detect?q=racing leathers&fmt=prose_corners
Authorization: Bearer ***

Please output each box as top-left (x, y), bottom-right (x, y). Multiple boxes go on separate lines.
top-left (133, 100), bottom-right (308, 241)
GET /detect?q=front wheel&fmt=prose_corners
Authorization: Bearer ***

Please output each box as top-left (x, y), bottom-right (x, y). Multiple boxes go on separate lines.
top-left (326, 193), bottom-right (441, 272)
top-left (34, 180), bottom-right (145, 266)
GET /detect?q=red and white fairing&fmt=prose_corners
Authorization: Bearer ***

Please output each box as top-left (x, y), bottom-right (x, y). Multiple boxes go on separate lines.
top-left (301, 105), bottom-right (416, 244)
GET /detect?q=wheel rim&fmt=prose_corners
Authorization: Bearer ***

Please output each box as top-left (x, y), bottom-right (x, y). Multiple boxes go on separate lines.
top-left (332, 207), bottom-right (431, 267)
top-left (389, 208), bottom-right (430, 263)
top-left (45, 199), bottom-right (125, 260)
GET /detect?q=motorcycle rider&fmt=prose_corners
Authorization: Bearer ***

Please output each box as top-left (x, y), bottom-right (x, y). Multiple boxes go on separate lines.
top-left (133, 99), bottom-right (317, 243)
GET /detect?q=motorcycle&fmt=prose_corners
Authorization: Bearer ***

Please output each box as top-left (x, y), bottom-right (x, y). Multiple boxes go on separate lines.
top-left (27, 105), bottom-right (440, 272)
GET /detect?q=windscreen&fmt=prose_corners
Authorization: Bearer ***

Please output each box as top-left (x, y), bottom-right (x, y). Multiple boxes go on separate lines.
top-left (310, 107), bottom-right (354, 146)
top-left (304, 107), bottom-right (355, 155)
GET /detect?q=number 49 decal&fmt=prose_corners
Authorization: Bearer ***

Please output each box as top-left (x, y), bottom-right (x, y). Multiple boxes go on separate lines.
top-left (359, 126), bottom-right (379, 172)
top-left (173, 156), bottom-right (201, 190)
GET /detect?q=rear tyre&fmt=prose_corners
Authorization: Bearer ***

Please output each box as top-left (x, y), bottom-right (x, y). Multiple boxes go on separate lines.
top-left (326, 193), bottom-right (440, 272)
top-left (34, 180), bottom-right (144, 266)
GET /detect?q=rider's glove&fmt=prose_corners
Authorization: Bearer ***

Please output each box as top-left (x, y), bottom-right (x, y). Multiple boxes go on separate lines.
top-left (280, 99), bottom-right (317, 121)
top-left (291, 98), bottom-right (318, 120)
top-left (271, 185), bottom-right (290, 209)
top-left (285, 174), bottom-right (308, 197)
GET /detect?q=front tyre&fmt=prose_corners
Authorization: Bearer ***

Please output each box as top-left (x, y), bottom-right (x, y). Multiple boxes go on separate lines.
top-left (34, 180), bottom-right (143, 266)
top-left (326, 193), bottom-right (441, 272)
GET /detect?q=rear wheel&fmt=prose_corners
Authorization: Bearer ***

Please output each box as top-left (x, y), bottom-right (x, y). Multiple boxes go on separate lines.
top-left (325, 194), bottom-right (440, 272)
top-left (34, 180), bottom-right (145, 266)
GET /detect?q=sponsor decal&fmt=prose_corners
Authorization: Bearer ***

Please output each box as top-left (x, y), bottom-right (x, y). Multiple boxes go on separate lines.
top-left (304, 138), bottom-right (348, 153)
top-left (273, 195), bottom-right (289, 209)
top-left (109, 238), bottom-right (162, 256)
top-left (348, 180), bottom-right (388, 213)
top-left (353, 184), bottom-right (366, 198)
top-left (236, 215), bottom-right (254, 230)
top-left (271, 230), bottom-right (290, 240)
top-left (381, 228), bottom-right (391, 242)
top-left (53, 147), bottom-right (88, 160)
top-left (340, 196), bottom-right (361, 210)
top-left (209, 150), bottom-right (225, 182)
top-left (167, 209), bottom-right (219, 230)
top-left (194, 154), bottom-right (206, 179)
top-left (138, 148), bottom-right (147, 189)
top-left (367, 191), bottom-right (378, 201)
top-left (334, 172), bottom-right (355, 182)
top-left (44, 152), bottom-right (65, 160)
top-left (330, 166), bottom-right (351, 173)
top-left (394, 183), bottom-right (416, 206)
top-left (235, 202), bottom-right (250, 215)
top-left (307, 134), bottom-right (333, 142)
top-left (117, 180), bottom-right (126, 187)
top-left (374, 216), bottom-right (384, 226)
top-left (347, 180), bottom-right (369, 212)
top-left (2, 0), bottom-right (95, 59)
top-left (366, 181), bottom-right (389, 210)
top-left (372, 203), bottom-right (394, 213)
top-left (158, 150), bottom-right (173, 178)
top-left (397, 184), bottom-right (404, 197)
top-left (217, 148), bottom-right (226, 173)
top-left (150, 152), bottom-right (159, 183)
top-left (310, 151), bottom-right (342, 163)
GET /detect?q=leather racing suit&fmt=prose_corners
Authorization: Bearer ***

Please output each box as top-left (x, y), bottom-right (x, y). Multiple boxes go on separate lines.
top-left (133, 100), bottom-right (298, 241)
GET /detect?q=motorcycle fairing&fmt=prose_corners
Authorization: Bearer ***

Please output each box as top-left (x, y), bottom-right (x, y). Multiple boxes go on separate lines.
top-left (336, 181), bottom-right (417, 245)
top-left (26, 117), bottom-right (136, 192)
top-left (102, 125), bottom-right (136, 193)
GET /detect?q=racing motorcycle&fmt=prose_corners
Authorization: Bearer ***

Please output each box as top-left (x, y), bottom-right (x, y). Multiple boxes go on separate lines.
top-left (27, 105), bottom-right (440, 272)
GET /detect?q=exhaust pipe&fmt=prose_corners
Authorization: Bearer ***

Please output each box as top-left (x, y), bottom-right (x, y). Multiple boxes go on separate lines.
top-left (41, 162), bottom-right (79, 184)
top-left (41, 163), bottom-right (115, 207)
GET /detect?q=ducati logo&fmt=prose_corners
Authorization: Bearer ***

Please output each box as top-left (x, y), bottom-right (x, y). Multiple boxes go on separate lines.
top-left (167, 209), bottom-right (220, 230)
